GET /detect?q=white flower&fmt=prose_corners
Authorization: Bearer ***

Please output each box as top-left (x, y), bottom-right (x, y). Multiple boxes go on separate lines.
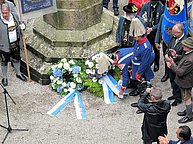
top-left (91, 69), bottom-right (95, 74)
top-left (68, 88), bottom-right (74, 92)
top-left (98, 79), bottom-right (103, 84)
top-left (61, 58), bottom-right (67, 63)
top-left (63, 88), bottom-right (68, 93)
top-left (63, 62), bottom-right (70, 70)
top-left (85, 60), bottom-right (90, 65)
top-left (73, 74), bottom-right (78, 77)
top-left (96, 64), bottom-right (99, 69)
top-left (51, 65), bottom-right (57, 70)
top-left (56, 79), bottom-right (63, 85)
top-left (76, 77), bottom-right (82, 83)
top-left (58, 63), bottom-right (63, 69)
top-left (68, 60), bottom-right (75, 65)
top-left (69, 68), bottom-right (72, 72)
top-left (62, 82), bottom-right (67, 87)
top-left (88, 62), bottom-right (94, 68)
top-left (92, 77), bottom-right (97, 82)
top-left (70, 82), bottom-right (76, 89)
top-left (50, 75), bottom-right (54, 80)
top-left (51, 83), bottom-right (56, 89)
top-left (92, 55), bottom-right (96, 61)
top-left (86, 69), bottom-right (91, 74)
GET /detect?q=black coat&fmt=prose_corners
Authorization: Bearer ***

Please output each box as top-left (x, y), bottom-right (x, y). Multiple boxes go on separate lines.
top-left (138, 95), bottom-right (171, 142)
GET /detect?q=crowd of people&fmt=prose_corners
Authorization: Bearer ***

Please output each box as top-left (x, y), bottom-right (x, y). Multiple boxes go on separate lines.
top-left (103, 0), bottom-right (193, 143)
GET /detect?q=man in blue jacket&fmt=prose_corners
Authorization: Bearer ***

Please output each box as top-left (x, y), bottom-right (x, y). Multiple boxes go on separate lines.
top-left (112, 47), bottom-right (134, 98)
top-left (116, 3), bottom-right (145, 49)
top-left (158, 125), bottom-right (193, 144)
top-left (140, 0), bottom-right (164, 72)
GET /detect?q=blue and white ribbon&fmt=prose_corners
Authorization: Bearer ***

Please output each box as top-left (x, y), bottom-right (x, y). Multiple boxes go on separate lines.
top-left (47, 90), bottom-right (86, 119)
top-left (102, 74), bottom-right (119, 104)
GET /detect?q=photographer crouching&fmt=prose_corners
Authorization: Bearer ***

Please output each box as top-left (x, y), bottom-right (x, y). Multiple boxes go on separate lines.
top-left (138, 86), bottom-right (171, 144)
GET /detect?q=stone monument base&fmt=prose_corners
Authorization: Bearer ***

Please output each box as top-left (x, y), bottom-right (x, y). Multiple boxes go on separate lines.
top-left (22, 10), bottom-right (118, 85)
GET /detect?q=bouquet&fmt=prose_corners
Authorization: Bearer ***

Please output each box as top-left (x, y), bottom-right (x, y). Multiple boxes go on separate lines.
top-left (49, 58), bottom-right (85, 96)
top-left (85, 53), bottom-right (113, 84)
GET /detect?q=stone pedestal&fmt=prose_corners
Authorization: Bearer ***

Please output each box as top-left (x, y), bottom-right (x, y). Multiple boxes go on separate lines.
top-left (22, 0), bottom-right (118, 85)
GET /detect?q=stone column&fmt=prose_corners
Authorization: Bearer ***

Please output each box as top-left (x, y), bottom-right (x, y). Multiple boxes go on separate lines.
top-left (43, 0), bottom-right (102, 30)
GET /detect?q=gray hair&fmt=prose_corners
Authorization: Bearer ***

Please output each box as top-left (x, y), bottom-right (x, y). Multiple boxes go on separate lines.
top-left (150, 86), bottom-right (162, 100)
top-left (1, 3), bottom-right (10, 12)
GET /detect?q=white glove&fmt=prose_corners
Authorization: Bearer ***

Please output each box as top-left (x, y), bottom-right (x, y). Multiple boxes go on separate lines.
top-left (19, 22), bottom-right (26, 30)
top-left (117, 94), bottom-right (124, 99)
top-left (118, 79), bottom-right (123, 86)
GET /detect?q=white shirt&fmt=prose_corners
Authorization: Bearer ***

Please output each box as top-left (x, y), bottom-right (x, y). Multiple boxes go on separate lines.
top-left (1, 13), bottom-right (17, 43)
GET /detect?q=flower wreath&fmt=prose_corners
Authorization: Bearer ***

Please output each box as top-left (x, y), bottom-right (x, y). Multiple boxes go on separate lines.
top-left (85, 53), bottom-right (113, 84)
top-left (49, 58), bottom-right (84, 96)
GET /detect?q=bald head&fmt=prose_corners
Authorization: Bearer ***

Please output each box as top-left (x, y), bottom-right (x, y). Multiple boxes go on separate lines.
top-left (172, 23), bottom-right (184, 38)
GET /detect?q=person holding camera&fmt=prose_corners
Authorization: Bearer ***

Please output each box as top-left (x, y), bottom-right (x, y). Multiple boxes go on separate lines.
top-left (165, 23), bottom-right (186, 106)
top-left (138, 86), bottom-right (171, 144)
top-left (158, 125), bottom-right (193, 144)
top-left (165, 37), bottom-right (193, 123)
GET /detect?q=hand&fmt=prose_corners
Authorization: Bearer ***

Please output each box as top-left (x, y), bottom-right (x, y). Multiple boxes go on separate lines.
top-left (158, 135), bottom-right (169, 144)
top-left (19, 22), bottom-right (26, 30)
top-left (146, 88), bottom-right (151, 93)
top-left (155, 43), bottom-right (161, 50)
top-left (169, 49), bottom-right (177, 57)
top-left (118, 87), bottom-right (124, 99)
top-left (146, 27), bottom-right (152, 35)
top-left (118, 79), bottom-right (123, 86)
top-left (165, 54), bottom-right (173, 63)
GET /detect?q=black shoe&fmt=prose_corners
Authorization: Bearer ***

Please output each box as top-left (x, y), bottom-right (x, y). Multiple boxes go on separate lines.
top-left (153, 65), bottom-right (159, 72)
top-left (2, 78), bottom-right (8, 86)
top-left (177, 110), bottom-right (186, 116)
top-left (167, 95), bottom-right (175, 100)
top-left (136, 109), bottom-right (143, 114)
top-left (114, 9), bottom-right (119, 16)
top-left (178, 116), bottom-right (193, 123)
top-left (171, 100), bottom-right (182, 106)
top-left (161, 74), bottom-right (169, 82)
top-left (131, 102), bottom-right (138, 107)
top-left (129, 90), bottom-right (139, 96)
top-left (16, 74), bottom-right (27, 81)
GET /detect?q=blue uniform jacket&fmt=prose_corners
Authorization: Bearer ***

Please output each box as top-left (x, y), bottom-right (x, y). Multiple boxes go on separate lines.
top-left (116, 15), bottom-right (146, 47)
top-left (132, 37), bottom-right (155, 81)
top-left (169, 136), bottom-right (193, 144)
top-left (140, 2), bottom-right (164, 31)
top-left (115, 48), bottom-right (134, 87)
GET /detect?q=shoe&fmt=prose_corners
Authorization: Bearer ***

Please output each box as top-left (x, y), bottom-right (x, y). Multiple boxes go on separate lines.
top-left (131, 102), bottom-right (138, 107)
top-left (161, 74), bottom-right (169, 82)
top-left (129, 90), bottom-right (139, 96)
top-left (114, 9), bottom-right (119, 16)
top-left (167, 96), bottom-right (175, 100)
top-left (16, 74), bottom-right (27, 81)
top-left (153, 65), bottom-right (159, 72)
top-left (177, 110), bottom-right (186, 116)
top-left (178, 116), bottom-right (193, 123)
top-left (171, 100), bottom-right (182, 106)
top-left (136, 109), bottom-right (143, 114)
top-left (2, 78), bottom-right (8, 86)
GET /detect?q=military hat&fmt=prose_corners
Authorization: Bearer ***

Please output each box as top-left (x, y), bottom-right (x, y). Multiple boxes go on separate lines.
top-left (129, 18), bottom-right (146, 37)
top-left (182, 37), bottom-right (193, 49)
top-left (123, 3), bottom-right (138, 13)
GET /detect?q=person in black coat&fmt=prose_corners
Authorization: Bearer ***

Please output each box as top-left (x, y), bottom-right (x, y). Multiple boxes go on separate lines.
top-left (138, 86), bottom-right (171, 144)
